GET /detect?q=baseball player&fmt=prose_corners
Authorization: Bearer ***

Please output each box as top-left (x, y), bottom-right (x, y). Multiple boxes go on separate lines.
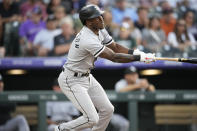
top-left (55, 4), bottom-right (155, 131)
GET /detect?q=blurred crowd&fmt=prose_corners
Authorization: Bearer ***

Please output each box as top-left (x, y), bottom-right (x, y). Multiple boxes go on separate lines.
top-left (0, 0), bottom-right (197, 57)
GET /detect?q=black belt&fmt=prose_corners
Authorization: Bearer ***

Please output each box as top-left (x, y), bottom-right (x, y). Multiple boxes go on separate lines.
top-left (62, 68), bottom-right (89, 77)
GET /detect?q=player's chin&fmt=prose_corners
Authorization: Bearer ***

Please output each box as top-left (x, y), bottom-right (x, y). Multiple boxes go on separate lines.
top-left (98, 23), bottom-right (105, 29)
top-left (99, 27), bottom-right (104, 29)
top-left (99, 25), bottom-right (105, 29)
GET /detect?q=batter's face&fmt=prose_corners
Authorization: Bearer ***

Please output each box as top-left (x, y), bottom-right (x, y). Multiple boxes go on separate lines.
top-left (88, 15), bottom-right (105, 30)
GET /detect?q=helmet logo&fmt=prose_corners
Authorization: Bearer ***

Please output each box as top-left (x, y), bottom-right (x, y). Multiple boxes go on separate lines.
top-left (94, 5), bottom-right (100, 12)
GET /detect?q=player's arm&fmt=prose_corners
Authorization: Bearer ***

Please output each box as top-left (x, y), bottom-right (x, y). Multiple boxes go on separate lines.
top-left (99, 46), bottom-right (154, 63)
top-left (118, 84), bottom-right (142, 92)
top-left (101, 28), bottom-right (143, 55)
top-left (47, 118), bottom-right (57, 125)
top-left (99, 46), bottom-right (139, 63)
top-left (107, 42), bottom-right (132, 54)
top-left (147, 84), bottom-right (156, 92)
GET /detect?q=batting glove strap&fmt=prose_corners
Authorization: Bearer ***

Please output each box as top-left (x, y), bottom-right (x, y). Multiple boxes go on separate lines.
top-left (133, 49), bottom-right (144, 55)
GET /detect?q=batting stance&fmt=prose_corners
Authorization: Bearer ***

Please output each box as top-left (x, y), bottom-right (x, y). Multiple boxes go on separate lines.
top-left (55, 4), bottom-right (155, 131)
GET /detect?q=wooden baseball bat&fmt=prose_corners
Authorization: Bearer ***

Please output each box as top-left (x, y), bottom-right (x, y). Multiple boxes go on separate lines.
top-left (155, 57), bottom-right (197, 64)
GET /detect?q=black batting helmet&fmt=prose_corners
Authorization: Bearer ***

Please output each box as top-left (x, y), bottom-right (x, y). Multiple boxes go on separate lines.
top-left (79, 4), bottom-right (104, 25)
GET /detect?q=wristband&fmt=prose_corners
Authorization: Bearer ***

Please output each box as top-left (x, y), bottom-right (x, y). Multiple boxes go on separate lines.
top-left (133, 55), bottom-right (140, 61)
top-left (128, 49), bottom-right (134, 54)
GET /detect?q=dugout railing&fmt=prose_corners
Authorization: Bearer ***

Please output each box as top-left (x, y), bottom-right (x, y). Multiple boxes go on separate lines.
top-left (0, 90), bottom-right (197, 131)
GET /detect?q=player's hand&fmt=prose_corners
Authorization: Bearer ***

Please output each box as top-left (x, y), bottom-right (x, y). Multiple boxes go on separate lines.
top-left (139, 79), bottom-right (149, 88)
top-left (140, 53), bottom-right (156, 64)
top-left (133, 49), bottom-right (155, 63)
top-left (133, 49), bottom-right (144, 55)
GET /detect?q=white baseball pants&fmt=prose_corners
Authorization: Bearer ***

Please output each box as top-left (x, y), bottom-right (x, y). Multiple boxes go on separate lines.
top-left (58, 68), bottom-right (114, 131)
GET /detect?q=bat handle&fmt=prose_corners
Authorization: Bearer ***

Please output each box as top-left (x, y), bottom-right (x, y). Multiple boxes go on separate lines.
top-left (155, 57), bottom-right (179, 62)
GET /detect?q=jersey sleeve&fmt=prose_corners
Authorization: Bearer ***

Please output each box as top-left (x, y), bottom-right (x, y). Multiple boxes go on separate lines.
top-left (83, 39), bottom-right (105, 57)
top-left (167, 32), bottom-right (178, 47)
top-left (100, 28), bottom-right (114, 46)
top-left (115, 79), bottom-right (127, 92)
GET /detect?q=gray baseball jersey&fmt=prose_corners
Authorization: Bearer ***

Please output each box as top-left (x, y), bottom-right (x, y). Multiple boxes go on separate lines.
top-left (63, 26), bottom-right (113, 73)
top-left (58, 26), bottom-right (115, 131)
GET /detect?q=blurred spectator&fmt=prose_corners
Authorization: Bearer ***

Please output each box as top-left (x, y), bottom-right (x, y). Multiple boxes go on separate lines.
top-left (115, 22), bottom-right (137, 49)
top-left (176, 0), bottom-right (189, 18)
top-left (20, 0), bottom-right (47, 20)
top-left (47, 0), bottom-right (61, 15)
top-left (160, 0), bottom-right (174, 10)
top-left (112, 0), bottom-right (138, 26)
top-left (0, 46), bottom-right (5, 57)
top-left (72, 14), bottom-right (83, 34)
top-left (86, 0), bottom-right (100, 6)
top-left (134, 7), bottom-right (149, 31)
top-left (47, 79), bottom-right (90, 131)
top-left (139, 0), bottom-right (154, 9)
top-left (19, 6), bottom-right (46, 56)
top-left (124, 18), bottom-right (142, 45)
top-left (71, 0), bottom-right (86, 12)
top-left (160, 8), bottom-right (176, 36)
top-left (110, 114), bottom-right (129, 131)
top-left (103, 10), bottom-right (118, 36)
top-left (0, 74), bottom-right (30, 131)
top-left (0, 0), bottom-right (21, 56)
top-left (176, 0), bottom-right (197, 19)
top-left (54, 5), bottom-right (73, 28)
top-left (86, 0), bottom-right (105, 9)
top-left (115, 66), bottom-right (155, 92)
top-left (0, 74), bottom-right (4, 92)
top-left (148, 0), bottom-right (162, 18)
top-left (53, 19), bottom-right (74, 56)
top-left (187, 0), bottom-right (197, 11)
top-left (167, 19), bottom-right (196, 53)
top-left (47, 80), bottom-right (80, 131)
top-left (159, 43), bottom-right (182, 57)
top-left (99, 0), bottom-right (111, 8)
top-left (142, 16), bottom-right (166, 52)
top-left (113, 66), bottom-right (155, 131)
top-left (47, 0), bottom-right (73, 15)
top-left (184, 10), bottom-right (197, 40)
top-left (33, 15), bottom-right (61, 56)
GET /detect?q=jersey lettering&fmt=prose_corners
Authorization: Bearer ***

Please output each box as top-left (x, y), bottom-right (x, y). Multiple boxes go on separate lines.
top-left (75, 38), bottom-right (80, 42)
top-left (75, 44), bottom-right (79, 48)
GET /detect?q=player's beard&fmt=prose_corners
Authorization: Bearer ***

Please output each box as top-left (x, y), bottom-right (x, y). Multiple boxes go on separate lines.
top-left (92, 24), bottom-right (104, 31)
top-left (96, 22), bottom-right (104, 30)
top-left (91, 21), bottom-right (104, 33)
